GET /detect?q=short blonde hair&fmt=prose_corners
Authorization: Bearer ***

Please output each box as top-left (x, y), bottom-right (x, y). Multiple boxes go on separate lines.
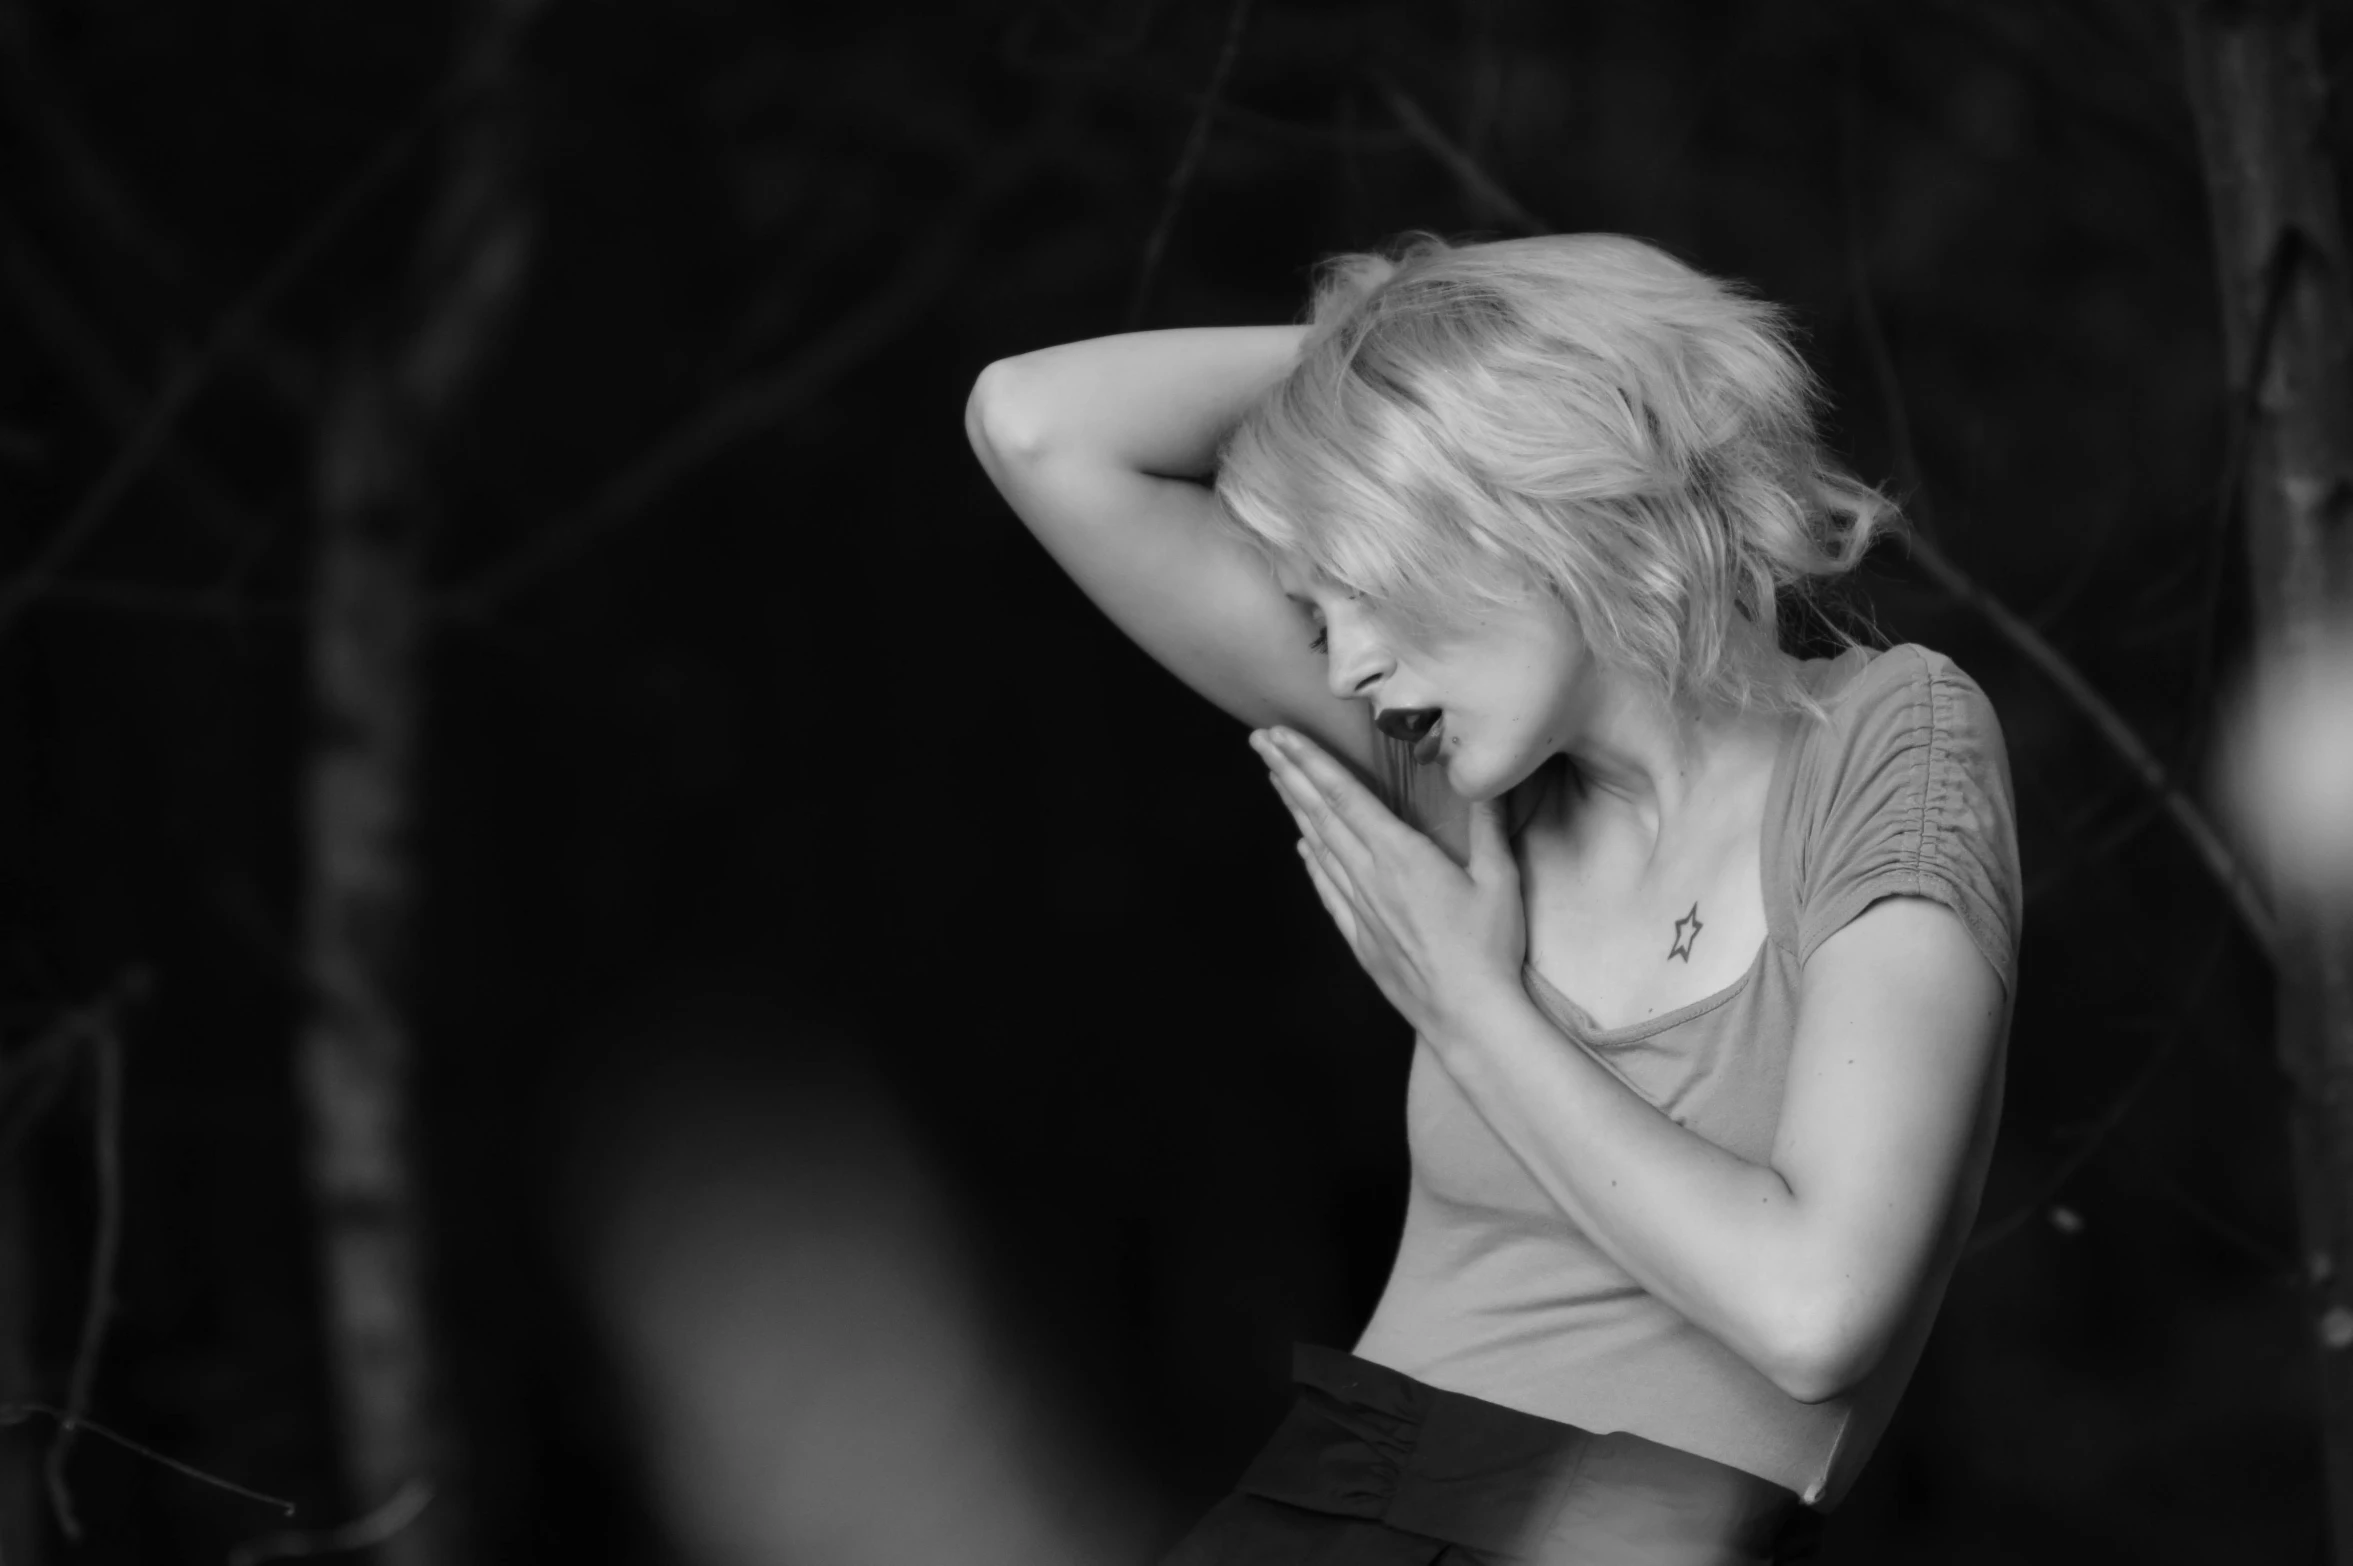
top-left (1215, 232), bottom-right (1898, 716)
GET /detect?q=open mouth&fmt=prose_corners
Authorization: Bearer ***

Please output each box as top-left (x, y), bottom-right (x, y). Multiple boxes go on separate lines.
top-left (1413, 718), bottom-right (1446, 766)
top-left (1375, 706), bottom-right (1446, 766)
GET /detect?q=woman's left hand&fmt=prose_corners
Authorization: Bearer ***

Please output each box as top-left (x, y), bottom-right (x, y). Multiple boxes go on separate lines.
top-left (1253, 725), bottom-right (1528, 1044)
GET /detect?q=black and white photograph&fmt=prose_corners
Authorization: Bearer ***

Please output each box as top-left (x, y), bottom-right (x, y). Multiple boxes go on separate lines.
top-left (2, 1), bottom-right (2351, 1562)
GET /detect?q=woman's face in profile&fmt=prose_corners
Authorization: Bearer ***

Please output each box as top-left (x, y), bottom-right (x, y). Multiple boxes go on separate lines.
top-left (1277, 559), bottom-right (1592, 802)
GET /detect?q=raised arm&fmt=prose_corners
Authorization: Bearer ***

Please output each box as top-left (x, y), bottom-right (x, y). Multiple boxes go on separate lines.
top-left (964, 327), bottom-right (1381, 774)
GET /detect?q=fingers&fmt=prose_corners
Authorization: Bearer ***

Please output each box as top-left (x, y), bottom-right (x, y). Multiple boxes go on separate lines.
top-left (1466, 794), bottom-right (1519, 887)
top-left (1256, 729), bottom-right (1398, 833)
top-left (1251, 727), bottom-right (1387, 876)
top-left (1255, 740), bottom-right (1370, 876)
top-left (1297, 838), bottom-right (1360, 950)
top-left (1266, 771), bottom-right (1357, 887)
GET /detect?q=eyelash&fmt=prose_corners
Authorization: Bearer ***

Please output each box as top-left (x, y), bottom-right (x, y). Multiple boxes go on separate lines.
top-left (1309, 627), bottom-right (1328, 653)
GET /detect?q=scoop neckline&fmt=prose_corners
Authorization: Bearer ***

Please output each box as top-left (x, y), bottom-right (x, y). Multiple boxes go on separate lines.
top-left (1512, 654), bottom-right (1839, 1046)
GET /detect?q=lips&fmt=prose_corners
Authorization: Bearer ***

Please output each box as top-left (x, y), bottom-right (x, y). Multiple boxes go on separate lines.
top-left (1376, 706), bottom-right (1446, 765)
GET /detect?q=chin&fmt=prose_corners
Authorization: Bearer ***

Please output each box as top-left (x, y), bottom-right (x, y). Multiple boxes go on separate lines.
top-left (1436, 746), bottom-right (1511, 804)
top-left (1452, 739), bottom-right (1558, 805)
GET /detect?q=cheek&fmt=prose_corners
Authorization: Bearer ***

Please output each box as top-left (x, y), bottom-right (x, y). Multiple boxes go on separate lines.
top-left (1484, 649), bottom-right (1573, 732)
top-left (1449, 650), bottom-right (1575, 779)
top-left (1419, 599), bottom-right (1579, 742)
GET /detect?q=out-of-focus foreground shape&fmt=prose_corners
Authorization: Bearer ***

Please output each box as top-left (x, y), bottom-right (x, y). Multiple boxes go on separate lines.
top-left (2181, 0), bottom-right (2353, 1556)
top-left (565, 996), bottom-right (1143, 1566)
top-left (2222, 623), bottom-right (2353, 907)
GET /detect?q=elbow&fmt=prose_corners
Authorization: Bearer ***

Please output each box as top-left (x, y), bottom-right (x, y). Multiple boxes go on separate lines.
top-left (965, 355), bottom-right (1053, 471)
top-left (1757, 1300), bottom-right (1887, 1406)
top-left (1764, 1350), bottom-right (1866, 1408)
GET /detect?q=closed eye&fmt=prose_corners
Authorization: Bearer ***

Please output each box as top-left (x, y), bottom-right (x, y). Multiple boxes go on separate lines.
top-left (1283, 591), bottom-right (1329, 654)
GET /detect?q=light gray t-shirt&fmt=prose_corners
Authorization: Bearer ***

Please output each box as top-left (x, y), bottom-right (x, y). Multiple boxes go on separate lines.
top-left (1350, 643), bottom-right (2023, 1510)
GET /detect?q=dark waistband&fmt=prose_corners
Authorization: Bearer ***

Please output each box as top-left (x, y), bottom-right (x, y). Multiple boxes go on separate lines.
top-left (1237, 1344), bottom-right (1826, 1564)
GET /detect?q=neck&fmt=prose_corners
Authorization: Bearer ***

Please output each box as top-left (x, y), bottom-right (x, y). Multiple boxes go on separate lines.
top-left (1557, 649), bottom-right (1798, 844)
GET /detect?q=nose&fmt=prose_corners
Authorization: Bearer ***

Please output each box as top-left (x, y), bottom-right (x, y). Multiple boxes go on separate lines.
top-left (1321, 614), bottom-right (1390, 701)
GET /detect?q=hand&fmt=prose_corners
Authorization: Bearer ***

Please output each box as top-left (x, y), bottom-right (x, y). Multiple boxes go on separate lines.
top-left (1252, 725), bottom-right (1527, 1044)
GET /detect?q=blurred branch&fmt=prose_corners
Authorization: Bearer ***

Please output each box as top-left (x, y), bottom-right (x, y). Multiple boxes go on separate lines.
top-left (1880, 468), bottom-right (2279, 961)
top-left (1191, 91), bottom-right (1411, 153)
top-left (0, 0), bottom-right (183, 278)
top-left (2176, 229), bottom-right (2306, 748)
top-left (41, 996), bottom-right (121, 1543)
top-left (440, 226), bottom-right (961, 612)
top-left (1002, 8), bottom-right (1404, 153)
top-left (1965, 927), bottom-right (2231, 1261)
top-left (227, 1479), bottom-right (433, 1566)
top-left (2111, 1151), bottom-right (2301, 1280)
top-left (1913, 0), bottom-right (2202, 195)
top-left (1372, 71), bottom-right (1550, 234)
top-left (2023, 476), bottom-right (2137, 630)
top-left (2178, 9), bottom-right (2353, 1553)
top-left (2022, 797), bottom-right (2161, 904)
top-left (0, 0), bottom-right (320, 415)
top-left (0, 1010), bottom-right (82, 1164)
top-left (698, 188), bottom-right (882, 387)
top-left (1127, 0), bottom-right (1254, 328)
top-left (2056, 0), bottom-right (2178, 84)
top-left (0, 974), bottom-right (141, 1160)
top-left (0, 57), bottom-right (471, 644)
top-left (444, 126), bottom-right (1060, 616)
top-left (0, 202), bottom-right (278, 553)
top-left (1461, 0), bottom-right (1505, 166)
top-left (998, 0), bottom-right (1162, 72)
top-left (2021, 742), bottom-right (2135, 838)
top-left (0, 1404), bottom-right (295, 1517)
top-left (0, 972), bottom-right (148, 1541)
top-left (30, 580), bottom-right (306, 623)
top-left (295, 8), bottom-right (545, 1559)
top-left (1838, 66), bottom-right (2280, 963)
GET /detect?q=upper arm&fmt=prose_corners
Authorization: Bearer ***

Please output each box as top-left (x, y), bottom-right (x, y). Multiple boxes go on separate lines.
top-left (965, 360), bottom-right (1379, 774)
top-left (1769, 896), bottom-right (2006, 1395)
top-left (1762, 653), bottom-right (2021, 1397)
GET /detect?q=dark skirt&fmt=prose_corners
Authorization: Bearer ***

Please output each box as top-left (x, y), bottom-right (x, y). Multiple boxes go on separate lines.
top-left (1160, 1345), bottom-right (1829, 1566)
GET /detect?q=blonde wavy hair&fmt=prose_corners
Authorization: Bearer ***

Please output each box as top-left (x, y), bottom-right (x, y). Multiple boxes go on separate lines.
top-left (1215, 232), bottom-right (1899, 720)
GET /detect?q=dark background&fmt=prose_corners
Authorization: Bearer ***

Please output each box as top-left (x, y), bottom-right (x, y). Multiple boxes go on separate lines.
top-left (0, 0), bottom-right (2332, 1560)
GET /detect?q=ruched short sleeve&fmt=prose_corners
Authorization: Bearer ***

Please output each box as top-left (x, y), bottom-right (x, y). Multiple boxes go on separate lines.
top-left (1790, 645), bottom-right (2023, 993)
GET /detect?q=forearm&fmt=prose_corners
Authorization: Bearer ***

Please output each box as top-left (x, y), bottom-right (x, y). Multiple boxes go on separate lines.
top-left (968, 326), bottom-right (1307, 480)
top-left (1429, 995), bottom-right (1860, 1400)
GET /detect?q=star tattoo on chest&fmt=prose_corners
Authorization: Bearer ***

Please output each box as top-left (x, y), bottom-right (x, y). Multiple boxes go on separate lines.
top-left (1668, 902), bottom-right (1704, 962)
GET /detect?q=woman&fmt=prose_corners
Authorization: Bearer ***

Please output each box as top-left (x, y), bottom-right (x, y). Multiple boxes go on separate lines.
top-left (964, 233), bottom-right (2020, 1565)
